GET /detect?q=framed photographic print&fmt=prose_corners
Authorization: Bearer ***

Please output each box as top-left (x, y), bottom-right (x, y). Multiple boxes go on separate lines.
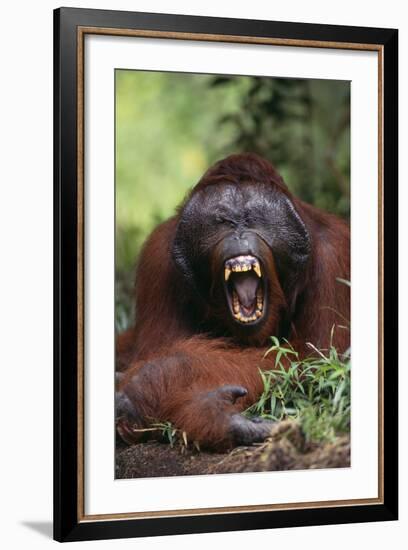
top-left (53, 7), bottom-right (398, 542)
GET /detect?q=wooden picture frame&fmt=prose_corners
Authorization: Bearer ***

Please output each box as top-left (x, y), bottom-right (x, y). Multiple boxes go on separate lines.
top-left (54, 7), bottom-right (398, 542)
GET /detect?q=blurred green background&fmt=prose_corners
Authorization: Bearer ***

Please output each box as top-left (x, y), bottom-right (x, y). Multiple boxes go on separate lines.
top-left (115, 70), bottom-right (350, 332)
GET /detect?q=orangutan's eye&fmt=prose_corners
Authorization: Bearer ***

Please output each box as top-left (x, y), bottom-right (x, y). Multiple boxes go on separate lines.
top-left (216, 216), bottom-right (236, 228)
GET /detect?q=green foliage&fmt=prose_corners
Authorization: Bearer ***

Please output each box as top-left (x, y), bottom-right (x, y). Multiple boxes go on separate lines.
top-left (151, 421), bottom-right (198, 451)
top-left (151, 421), bottom-right (179, 448)
top-left (245, 335), bottom-right (350, 443)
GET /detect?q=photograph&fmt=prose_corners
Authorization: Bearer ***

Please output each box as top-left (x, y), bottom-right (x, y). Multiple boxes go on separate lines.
top-left (114, 69), bottom-right (351, 479)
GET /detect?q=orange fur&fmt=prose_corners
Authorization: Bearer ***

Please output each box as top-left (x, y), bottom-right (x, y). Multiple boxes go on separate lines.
top-left (116, 154), bottom-right (350, 449)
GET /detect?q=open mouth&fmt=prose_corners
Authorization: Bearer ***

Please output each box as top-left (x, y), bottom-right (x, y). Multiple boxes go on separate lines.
top-left (224, 255), bottom-right (266, 324)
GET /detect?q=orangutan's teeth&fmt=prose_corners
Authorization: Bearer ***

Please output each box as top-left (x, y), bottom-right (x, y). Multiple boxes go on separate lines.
top-left (253, 263), bottom-right (262, 278)
top-left (256, 288), bottom-right (263, 310)
top-left (233, 309), bottom-right (263, 323)
top-left (224, 267), bottom-right (231, 281)
top-left (225, 255), bottom-right (263, 276)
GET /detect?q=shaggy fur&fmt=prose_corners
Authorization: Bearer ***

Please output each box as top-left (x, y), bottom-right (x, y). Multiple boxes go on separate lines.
top-left (116, 153), bottom-right (350, 450)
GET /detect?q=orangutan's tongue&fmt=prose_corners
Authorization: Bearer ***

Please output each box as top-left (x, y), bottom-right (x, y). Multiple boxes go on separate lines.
top-left (233, 272), bottom-right (259, 313)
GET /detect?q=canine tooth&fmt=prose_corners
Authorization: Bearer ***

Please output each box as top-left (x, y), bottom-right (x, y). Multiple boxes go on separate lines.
top-left (224, 267), bottom-right (231, 281)
top-left (256, 310), bottom-right (262, 318)
top-left (253, 263), bottom-right (262, 278)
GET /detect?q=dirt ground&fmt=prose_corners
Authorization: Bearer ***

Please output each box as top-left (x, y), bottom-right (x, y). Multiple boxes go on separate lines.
top-left (116, 420), bottom-right (350, 479)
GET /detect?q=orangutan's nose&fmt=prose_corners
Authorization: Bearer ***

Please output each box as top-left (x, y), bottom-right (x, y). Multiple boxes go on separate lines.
top-left (223, 231), bottom-right (259, 260)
